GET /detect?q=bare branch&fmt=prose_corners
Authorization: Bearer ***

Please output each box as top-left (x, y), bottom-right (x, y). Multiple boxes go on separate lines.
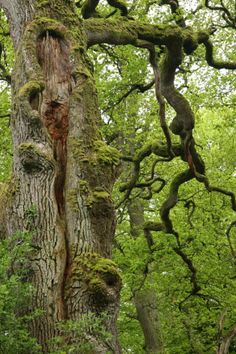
top-left (226, 221), bottom-right (236, 261)
top-left (203, 39), bottom-right (236, 69)
top-left (217, 323), bottom-right (236, 354)
top-left (160, 169), bottom-right (194, 234)
top-left (103, 80), bottom-right (154, 112)
top-left (205, 0), bottom-right (236, 29)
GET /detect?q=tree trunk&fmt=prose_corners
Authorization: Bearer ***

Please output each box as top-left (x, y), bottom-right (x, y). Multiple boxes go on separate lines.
top-left (128, 200), bottom-right (164, 354)
top-left (0, 0), bottom-right (121, 352)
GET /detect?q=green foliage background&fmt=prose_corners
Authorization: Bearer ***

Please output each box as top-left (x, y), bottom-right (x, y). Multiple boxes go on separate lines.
top-left (0, 1), bottom-right (236, 353)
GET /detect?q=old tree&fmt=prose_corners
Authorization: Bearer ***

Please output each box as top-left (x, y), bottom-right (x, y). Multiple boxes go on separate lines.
top-left (0, 0), bottom-right (235, 352)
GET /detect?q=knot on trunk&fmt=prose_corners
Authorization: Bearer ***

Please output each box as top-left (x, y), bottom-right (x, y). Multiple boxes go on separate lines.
top-left (66, 253), bottom-right (121, 309)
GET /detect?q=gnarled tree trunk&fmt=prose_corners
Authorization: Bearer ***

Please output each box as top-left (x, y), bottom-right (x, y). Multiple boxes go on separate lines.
top-left (0, 0), bottom-right (121, 352)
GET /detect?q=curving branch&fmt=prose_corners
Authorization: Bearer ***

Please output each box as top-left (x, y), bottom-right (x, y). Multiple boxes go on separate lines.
top-left (134, 39), bottom-right (174, 157)
top-left (159, 36), bottom-right (206, 178)
top-left (160, 169), bottom-right (194, 234)
top-left (117, 142), bottom-right (183, 208)
top-left (86, 12), bottom-right (236, 308)
top-left (85, 18), bottom-right (197, 47)
top-left (148, 44), bottom-right (174, 157)
top-left (159, 0), bottom-right (186, 27)
top-left (193, 169), bottom-right (236, 211)
top-left (81, 0), bottom-right (128, 19)
top-left (203, 39), bottom-right (236, 69)
top-left (184, 200), bottom-right (195, 228)
top-left (81, 0), bottom-right (100, 19)
top-left (103, 80), bottom-right (154, 112)
top-left (173, 247), bottom-right (201, 295)
top-left (205, 0), bottom-right (236, 29)
top-left (225, 221), bottom-right (236, 261)
top-left (107, 0), bottom-right (128, 16)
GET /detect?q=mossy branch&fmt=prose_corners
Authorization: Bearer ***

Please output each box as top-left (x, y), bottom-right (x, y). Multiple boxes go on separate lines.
top-left (81, 0), bottom-right (100, 19)
top-left (107, 0), bottom-right (128, 16)
top-left (160, 0), bottom-right (186, 28)
top-left (81, 0), bottom-right (128, 19)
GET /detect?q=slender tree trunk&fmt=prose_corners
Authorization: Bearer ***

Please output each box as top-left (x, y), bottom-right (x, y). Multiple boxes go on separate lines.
top-left (128, 200), bottom-right (164, 354)
top-left (0, 0), bottom-right (121, 352)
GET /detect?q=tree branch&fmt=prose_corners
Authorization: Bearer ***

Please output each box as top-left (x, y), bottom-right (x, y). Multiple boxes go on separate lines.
top-left (217, 323), bottom-right (236, 354)
top-left (0, 0), bottom-right (34, 48)
top-left (203, 39), bottom-right (236, 69)
top-left (117, 142), bottom-right (183, 208)
top-left (205, 0), bottom-right (235, 29)
top-left (160, 0), bottom-right (186, 27)
top-left (103, 80), bottom-right (154, 112)
top-left (226, 221), bottom-right (236, 261)
top-left (81, 0), bottom-right (128, 19)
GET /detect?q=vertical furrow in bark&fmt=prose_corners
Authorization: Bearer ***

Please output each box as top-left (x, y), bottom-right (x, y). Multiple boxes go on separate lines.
top-left (37, 31), bottom-right (72, 319)
top-left (4, 7), bottom-right (121, 350)
top-left (37, 31), bottom-right (71, 216)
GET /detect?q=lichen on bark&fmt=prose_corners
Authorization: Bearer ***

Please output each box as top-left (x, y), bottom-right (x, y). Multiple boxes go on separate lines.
top-left (3, 2), bottom-right (122, 352)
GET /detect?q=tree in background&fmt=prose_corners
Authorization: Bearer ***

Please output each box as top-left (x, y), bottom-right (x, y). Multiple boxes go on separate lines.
top-left (0, 0), bottom-right (235, 353)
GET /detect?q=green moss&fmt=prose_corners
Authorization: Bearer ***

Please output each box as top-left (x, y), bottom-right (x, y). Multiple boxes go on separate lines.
top-left (94, 140), bottom-right (120, 165)
top-left (68, 138), bottom-right (84, 159)
top-left (182, 28), bottom-right (199, 55)
top-left (36, 0), bottom-right (50, 7)
top-left (31, 17), bottom-right (60, 27)
top-left (69, 137), bottom-right (120, 167)
top-left (18, 143), bottom-right (54, 173)
top-left (86, 188), bottom-right (110, 207)
top-left (66, 253), bottom-right (121, 300)
top-left (18, 80), bottom-right (44, 99)
top-left (93, 189), bottom-right (110, 200)
top-left (79, 179), bottom-right (89, 193)
top-left (74, 64), bottom-right (93, 79)
top-left (66, 189), bottom-right (79, 211)
top-left (34, 0), bottom-right (80, 34)
top-left (143, 221), bottom-right (164, 231)
top-left (93, 258), bottom-right (118, 274)
top-left (34, 18), bottom-right (68, 38)
top-left (18, 143), bottom-right (49, 158)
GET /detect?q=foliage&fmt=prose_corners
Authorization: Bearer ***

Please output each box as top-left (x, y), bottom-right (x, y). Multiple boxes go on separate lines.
top-left (0, 0), bottom-right (236, 352)
top-left (90, 2), bottom-right (236, 351)
top-left (49, 312), bottom-right (113, 354)
top-left (0, 10), bottom-right (13, 181)
top-left (0, 231), bottom-right (41, 353)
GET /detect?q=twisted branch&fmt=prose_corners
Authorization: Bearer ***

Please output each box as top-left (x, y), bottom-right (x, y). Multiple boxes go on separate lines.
top-left (81, 0), bottom-right (128, 18)
top-left (203, 39), bottom-right (236, 70)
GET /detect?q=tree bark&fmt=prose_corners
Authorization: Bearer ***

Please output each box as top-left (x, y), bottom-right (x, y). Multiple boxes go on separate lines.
top-left (0, 0), bottom-right (121, 352)
top-left (128, 200), bottom-right (164, 354)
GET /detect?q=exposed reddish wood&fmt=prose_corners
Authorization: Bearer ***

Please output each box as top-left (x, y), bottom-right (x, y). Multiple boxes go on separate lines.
top-left (37, 31), bottom-right (72, 322)
top-left (37, 31), bottom-right (72, 215)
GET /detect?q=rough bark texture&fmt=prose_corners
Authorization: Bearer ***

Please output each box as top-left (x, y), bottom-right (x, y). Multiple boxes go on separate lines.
top-left (0, 0), bottom-right (34, 48)
top-left (1, 0), bottom-right (121, 352)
